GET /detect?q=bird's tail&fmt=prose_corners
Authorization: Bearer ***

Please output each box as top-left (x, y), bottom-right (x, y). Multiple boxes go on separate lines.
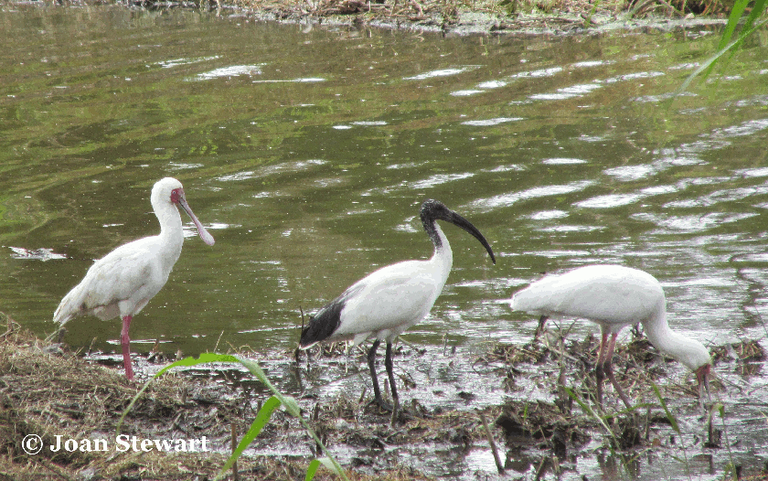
top-left (52, 283), bottom-right (85, 326)
top-left (510, 287), bottom-right (540, 313)
top-left (299, 300), bottom-right (344, 349)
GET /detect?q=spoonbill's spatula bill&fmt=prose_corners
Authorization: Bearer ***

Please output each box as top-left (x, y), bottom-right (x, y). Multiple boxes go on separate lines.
top-left (53, 177), bottom-right (215, 380)
top-left (300, 199), bottom-right (495, 418)
top-left (511, 264), bottom-right (712, 409)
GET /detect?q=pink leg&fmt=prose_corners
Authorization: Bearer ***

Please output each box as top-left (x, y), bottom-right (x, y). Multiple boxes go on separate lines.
top-left (604, 332), bottom-right (632, 409)
top-left (121, 315), bottom-right (134, 380)
top-left (595, 330), bottom-right (611, 407)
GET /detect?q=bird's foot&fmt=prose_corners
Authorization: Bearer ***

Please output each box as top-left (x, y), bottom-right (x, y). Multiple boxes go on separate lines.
top-left (369, 398), bottom-right (393, 413)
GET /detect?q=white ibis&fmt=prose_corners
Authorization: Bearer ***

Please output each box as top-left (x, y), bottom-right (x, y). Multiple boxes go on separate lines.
top-left (511, 264), bottom-right (711, 409)
top-left (52, 177), bottom-right (215, 380)
top-left (300, 199), bottom-right (496, 418)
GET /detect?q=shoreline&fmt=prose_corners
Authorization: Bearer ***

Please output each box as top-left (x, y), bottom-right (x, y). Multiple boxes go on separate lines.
top-left (3, 312), bottom-right (767, 480)
top-left (26, 0), bottom-right (730, 35)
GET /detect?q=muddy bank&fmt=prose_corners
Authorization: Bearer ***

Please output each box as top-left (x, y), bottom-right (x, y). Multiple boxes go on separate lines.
top-left (2, 311), bottom-right (768, 480)
top-left (108, 0), bottom-right (732, 36)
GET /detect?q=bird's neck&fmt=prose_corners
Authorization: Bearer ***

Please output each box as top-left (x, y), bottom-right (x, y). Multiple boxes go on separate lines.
top-left (641, 305), bottom-right (704, 372)
top-left (155, 202), bottom-right (185, 262)
top-left (428, 223), bottom-right (453, 279)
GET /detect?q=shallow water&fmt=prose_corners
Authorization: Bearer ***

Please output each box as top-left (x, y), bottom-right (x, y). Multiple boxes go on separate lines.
top-left (1, 4), bottom-right (768, 479)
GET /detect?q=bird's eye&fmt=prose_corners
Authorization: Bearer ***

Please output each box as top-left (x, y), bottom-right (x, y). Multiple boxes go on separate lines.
top-left (170, 188), bottom-right (182, 203)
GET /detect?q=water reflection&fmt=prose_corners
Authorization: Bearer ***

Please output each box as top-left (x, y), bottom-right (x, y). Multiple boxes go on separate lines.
top-left (2, 6), bottom-right (768, 478)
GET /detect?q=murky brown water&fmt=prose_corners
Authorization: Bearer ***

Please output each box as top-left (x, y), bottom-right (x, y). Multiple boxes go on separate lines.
top-left (1, 4), bottom-right (768, 479)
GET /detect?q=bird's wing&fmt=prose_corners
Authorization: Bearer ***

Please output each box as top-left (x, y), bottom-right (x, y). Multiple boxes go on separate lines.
top-left (512, 265), bottom-right (662, 325)
top-left (53, 239), bottom-right (162, 324)
top-left (333, 260), bottom-right (442, 339)
top-left (300, 259), bottom-right (443, 346)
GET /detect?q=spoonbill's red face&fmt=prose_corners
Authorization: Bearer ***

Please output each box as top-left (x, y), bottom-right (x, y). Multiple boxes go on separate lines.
top-left (170, 187), bottom-right (184, 204)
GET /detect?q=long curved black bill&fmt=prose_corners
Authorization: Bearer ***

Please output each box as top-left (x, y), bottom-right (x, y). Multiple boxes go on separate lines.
top-left (445, 210), bottom-right (496, 264)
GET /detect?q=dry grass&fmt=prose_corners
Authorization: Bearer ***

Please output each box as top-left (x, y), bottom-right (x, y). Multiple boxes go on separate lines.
top-left (216, 0), bottom-right (734, 32)
top-left (3, 309), bottom-right (767, 480)
top-left (0, 312), bottom-right (343, 481)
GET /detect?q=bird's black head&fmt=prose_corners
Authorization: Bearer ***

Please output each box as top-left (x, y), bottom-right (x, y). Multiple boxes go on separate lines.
top-left (420, 199), bottom-right (496, 264)
top-left (420, 199), bottom-right (452, 224)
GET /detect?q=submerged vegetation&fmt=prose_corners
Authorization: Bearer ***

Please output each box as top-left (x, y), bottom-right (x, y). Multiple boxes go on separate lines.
top-left (2, 310), bottom-right (768, 480)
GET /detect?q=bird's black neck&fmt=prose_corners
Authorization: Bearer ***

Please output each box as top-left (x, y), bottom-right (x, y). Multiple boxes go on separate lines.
top-left (421, 211), bottom-right (443, 250)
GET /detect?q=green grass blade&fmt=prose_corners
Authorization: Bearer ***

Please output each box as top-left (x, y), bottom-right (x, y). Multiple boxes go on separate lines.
top-left (305, 458), bottom-right (345, 481)
top-left (717, 0), bottom-right (750, 51)
top-left (305, 459), bottom-right (322, 481)
top-left (563, 387), bottom-right (614, 435)
top-left (116, 353), bottom-right (349, 481)
top-left (743, 0), bottom-right (767, 32)
top-left (117, 353), bottom-right (239, 433)
top-left (236, 355), bottom-right (301, 417)
top-left (650, 382), bottom-right (680, 434)
top-left (676, 7), bottom-right (768, 95)
top-left (676, 15), bottom-right (768, 94)
top-left (234, 355), bottom-right (346, 478)
top-left (214, 395), bottom-right (283, 481)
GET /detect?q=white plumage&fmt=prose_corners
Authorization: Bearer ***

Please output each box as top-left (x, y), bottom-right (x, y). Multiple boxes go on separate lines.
top-left (511, 264), bottom-right (711, 408)
top-left (53, 177), bottom-right (215, 380)
top-left (324, 256), bottom-right (449, 346)
top-left (300, 199), bottom-right (495, 418)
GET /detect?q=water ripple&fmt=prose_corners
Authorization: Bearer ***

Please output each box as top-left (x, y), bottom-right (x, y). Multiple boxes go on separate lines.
top-left (461, 117), bottom-right (522, 127)
top-left (529, 210), bottom-right (569, 220)
top-left (9, 247), bottom-right (66, 262)
top-left (403, 66), bottom-right (481, 80)
top-left (409, 172), bottom-right (475, 189)
top-left (543, 158), bottom-right (588, 165)
top-left (251, 77), bottom-right (325, 83)
top-left (156, 56), bottom-right (220, 68)
top-left (472, 180), bottom-right (595, 211)
top-left (603, 71), bottom-right (665, 83)
top-left (575, 193), bottom-right (644, 209)
top-left (604, 164), bottom-right (656, 181)
top-left (529, 83), bottom-right (602, 101)
top-left (664, 185), bottom-right (768, 208)
top-left (712, 118), bottom-right (768, 138)
top-left (192, 64), bottom-right (266, 81)
top-left (216, 160), bottom-right (326, 182)
top-left (632, 212), bottom-right (759, 233)
top-left (451, 89), bottom-right (485, 97)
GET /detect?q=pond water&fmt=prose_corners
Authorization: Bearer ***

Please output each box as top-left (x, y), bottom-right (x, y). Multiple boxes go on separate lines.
top-left (1, 4), bottom-right (767, 480)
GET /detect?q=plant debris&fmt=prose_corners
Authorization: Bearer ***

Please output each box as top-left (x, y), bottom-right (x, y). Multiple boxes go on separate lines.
top-left (2, 311), bottom-right (768, 480)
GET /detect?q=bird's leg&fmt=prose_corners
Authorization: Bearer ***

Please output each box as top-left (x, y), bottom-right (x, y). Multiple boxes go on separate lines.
top-left (604, 333), bottom-right (632, 410)
top-left (57, 327), bottom-right (66, 344)
top-left (367, 340), bottom-right (391, 411)
top-left (534, 315), bottom-right (548, 340)
top-left (595, 330), bottom-right (610, 408)
top-left (696, 364), bottom-right (712, 410)
top-left (120, 315), bottom-right (135, 381)
top-left (385, 341), bottom-right (400, 425)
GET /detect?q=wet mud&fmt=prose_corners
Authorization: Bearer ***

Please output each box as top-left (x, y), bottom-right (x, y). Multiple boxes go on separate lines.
top-left (2, 312), bottom-right (767, 480)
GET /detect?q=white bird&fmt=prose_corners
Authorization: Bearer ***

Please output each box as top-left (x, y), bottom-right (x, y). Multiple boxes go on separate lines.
top-left (300, 199), bottom-right (496, 418)
top-left (53, 177), bottom-right (215, 380)
top-left (511, 264), bottom-right (711, 409)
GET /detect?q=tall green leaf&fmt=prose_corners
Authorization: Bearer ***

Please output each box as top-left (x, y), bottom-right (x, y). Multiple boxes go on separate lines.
top-left (117, 353), bottom-right (348, 481)
top-left (215, 395), bottom-right (283, 479)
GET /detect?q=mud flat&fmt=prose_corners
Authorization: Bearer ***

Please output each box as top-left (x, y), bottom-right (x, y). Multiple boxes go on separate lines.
top-left (1, 311), bottom-right (766, 480)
